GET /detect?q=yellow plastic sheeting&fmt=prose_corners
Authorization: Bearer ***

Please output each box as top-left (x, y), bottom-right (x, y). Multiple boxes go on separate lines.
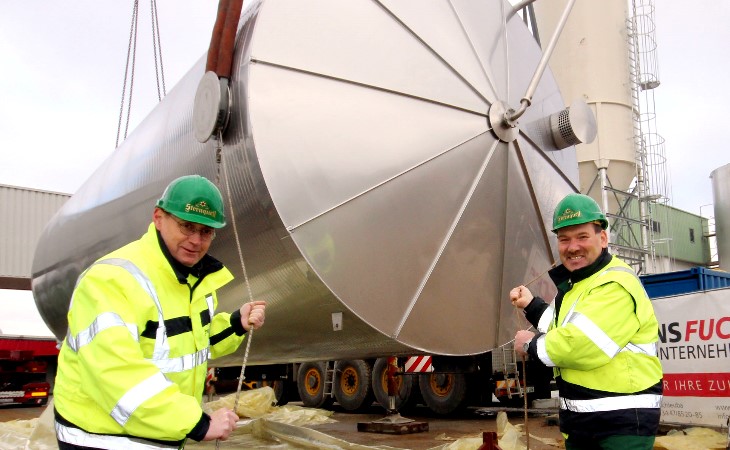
top-left (3, 392), bottom-right (563, 450)
top-left (425, 412), bottom-right (562, 450)
top-left (0, 417), bottom-right (37, 450)
top-left (204, 386), bottom-right (278, 418)
top-left (654, 427), bottom-right (728, 450)
top-left (186, 409), bottom-right (397, 449)
top-left (190, 389), bottom-right (400, 449)
top-left (0, 398), bottom-right (57, 450)
top-left (192, 386), bottom-right (404, 450)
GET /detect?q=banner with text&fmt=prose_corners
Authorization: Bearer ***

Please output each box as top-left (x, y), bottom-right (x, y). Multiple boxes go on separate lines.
top-left (653, 288), bottom-right (730, 428)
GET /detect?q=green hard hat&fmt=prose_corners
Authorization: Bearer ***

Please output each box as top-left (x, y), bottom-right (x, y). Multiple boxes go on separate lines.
top-left (156, 175), bottom-right (226, 228)
top-left (552, 193), bottom-right (608, 232)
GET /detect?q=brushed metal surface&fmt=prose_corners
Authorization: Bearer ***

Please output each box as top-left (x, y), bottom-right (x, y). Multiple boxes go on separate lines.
top-left (711, 164), bottom-right (730, 271)
top-left (32, 0), bottom-right (577, 365)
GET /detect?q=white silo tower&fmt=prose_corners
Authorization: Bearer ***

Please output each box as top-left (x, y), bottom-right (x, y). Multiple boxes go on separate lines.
top-left (531, 0), bottom-right (669, 273)
top-left (533, 0), bottom-right (635, 205)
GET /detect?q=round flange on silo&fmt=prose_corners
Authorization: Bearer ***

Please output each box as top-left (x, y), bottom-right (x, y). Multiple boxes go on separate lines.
top-left (32, 0), bottom-right (581, 365)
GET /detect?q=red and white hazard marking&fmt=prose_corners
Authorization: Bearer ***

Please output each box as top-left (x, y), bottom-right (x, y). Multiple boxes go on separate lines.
top-left (404, 355), bottom-right (433, 372)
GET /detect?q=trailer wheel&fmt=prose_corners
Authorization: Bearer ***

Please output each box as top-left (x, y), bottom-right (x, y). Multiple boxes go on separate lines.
top-left (296, 362), bottom-right (333, 408)
top-left (334, 359), bottom-right (375, 411)
top-left (419, 372), bottom-right (469, 415)
top-left (372, 357), bottom-right (420, 412)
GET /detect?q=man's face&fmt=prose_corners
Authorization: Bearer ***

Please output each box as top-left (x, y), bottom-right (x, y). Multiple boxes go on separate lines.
top-left (153, 208), bottom-right (214, 267)
top-left (556, 222), bottom-right (608, 272)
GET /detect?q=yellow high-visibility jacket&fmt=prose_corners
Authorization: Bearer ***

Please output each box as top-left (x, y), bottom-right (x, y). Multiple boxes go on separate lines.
top-left (54, 223), bottom-right (245, 448)
top-left (526, 253), bottom-right (663, 440)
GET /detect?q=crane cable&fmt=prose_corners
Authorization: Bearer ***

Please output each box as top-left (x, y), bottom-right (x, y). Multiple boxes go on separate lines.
top-left (116, 0), bottom-right (167, 148)
top-left (216, 132), bottom-right (256, 414)
top-left (511, 261), bottom-right (557, 450)
top-left (150, 0), bottom-right (167, 101)
top-left (211, 131), bottom-right (256, 449)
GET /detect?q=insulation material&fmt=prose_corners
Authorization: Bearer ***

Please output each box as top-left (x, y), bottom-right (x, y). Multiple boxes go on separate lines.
top-left (654, 427), bottom-right (728, 450)
top-left (203, 386), bottom-right (279, 418)
top-left (0, 419), bottom-right (36, 450)
top-left (0, 398), bottom-right (56, 450)
top-left (424, 412), bottom-right (562, 450)
top-left (3, 400), bottom-right (571, 450)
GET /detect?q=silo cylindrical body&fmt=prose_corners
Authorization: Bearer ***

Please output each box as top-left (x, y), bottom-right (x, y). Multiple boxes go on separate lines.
top-left (711, 163), bottom-right (730, 271)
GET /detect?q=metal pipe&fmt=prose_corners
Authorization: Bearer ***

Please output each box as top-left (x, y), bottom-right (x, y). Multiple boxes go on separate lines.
top-left (506, 0), bottom-right (576, 122)
top-left (635, 148), bottom-right (651, 274)
top-left (205, 0), bottom-right (244, 78)
top-left (599, 167), bottom-right (609, 225)
top-left (217, 0), bottom-right (244, 78)
top-left (507, 0), bottom-right (538, 20)
top-left (527, 3), bottom-right (541, 47)
top-left (205, 0), bottom-right (228, 73)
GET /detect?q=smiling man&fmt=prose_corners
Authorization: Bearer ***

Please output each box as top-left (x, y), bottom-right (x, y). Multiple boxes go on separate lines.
top-left (509, 193), bottom-right (663, 450)
top-left (54, 175), bottom-right (266, 449)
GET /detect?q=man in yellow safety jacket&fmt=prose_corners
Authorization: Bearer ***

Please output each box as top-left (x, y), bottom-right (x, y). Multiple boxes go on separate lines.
top-left (510, 193), bottom-right (663, 450)
top-left (54, 175), bottom-right (266, 449)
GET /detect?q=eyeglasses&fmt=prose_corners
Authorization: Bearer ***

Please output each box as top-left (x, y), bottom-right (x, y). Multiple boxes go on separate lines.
top-left (166, 213), bottom-right (216, 240)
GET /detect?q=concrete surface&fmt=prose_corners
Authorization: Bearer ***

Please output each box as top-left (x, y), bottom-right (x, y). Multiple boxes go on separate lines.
top-left (0, 398), bottom-right (565, 449)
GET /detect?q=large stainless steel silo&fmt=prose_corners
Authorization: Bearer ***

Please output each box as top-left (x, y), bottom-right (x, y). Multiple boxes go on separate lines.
top-left (32, 0), bottom-right (580, 366)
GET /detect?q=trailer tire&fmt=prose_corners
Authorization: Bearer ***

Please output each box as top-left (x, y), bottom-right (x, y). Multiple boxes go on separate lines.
top-left (296, 362), bottom-right (333, 408)
top-left (372, 357), bottom-right (420, 412)
top-left (419, 372), bottom-right (469, 415)
top-left (334, 359), bottom-right (375, 412)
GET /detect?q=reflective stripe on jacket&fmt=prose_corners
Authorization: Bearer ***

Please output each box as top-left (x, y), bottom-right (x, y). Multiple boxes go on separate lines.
top-left (533, 256), bottom-right (663, 438)
top-left (535, 258), bottom-right (662, 391)
top-left (54, 223), bottom-right (243, 446)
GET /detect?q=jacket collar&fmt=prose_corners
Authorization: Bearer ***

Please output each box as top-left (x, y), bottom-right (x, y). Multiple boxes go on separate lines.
top-left (153, 227), bottom-right (224, 285)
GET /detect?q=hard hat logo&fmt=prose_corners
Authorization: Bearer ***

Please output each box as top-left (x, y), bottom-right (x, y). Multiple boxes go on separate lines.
top-left (555, 208), bottom-right (581, 225)
top-left (185, 201), bottom-right (218, 218)
top-left (157, 175), bottom-right (227, 228)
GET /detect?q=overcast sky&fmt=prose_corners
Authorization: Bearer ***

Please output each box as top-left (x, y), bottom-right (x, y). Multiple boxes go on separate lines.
top-left (1, 1), bottom-right (728, 336)
top-left (1, 1), bottom-right (726, 212)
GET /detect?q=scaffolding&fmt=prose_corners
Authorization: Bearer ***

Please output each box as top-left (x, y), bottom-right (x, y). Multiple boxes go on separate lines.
top-left (612, 0), bottom-right (673, 274)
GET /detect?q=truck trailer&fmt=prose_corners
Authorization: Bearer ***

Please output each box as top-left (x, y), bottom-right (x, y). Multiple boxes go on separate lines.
top-left (213, 349), bottom-right (555, 415)
top-left (0, 335), bottom-right (57, 407)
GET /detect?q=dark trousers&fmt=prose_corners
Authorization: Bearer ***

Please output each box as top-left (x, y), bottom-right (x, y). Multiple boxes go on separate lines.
top-left (566, 434), bottom-right (656, 450)
top-left (57, 441), bottom-right (103, 450)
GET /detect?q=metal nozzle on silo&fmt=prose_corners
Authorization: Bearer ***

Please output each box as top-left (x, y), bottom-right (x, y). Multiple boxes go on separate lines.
top-left (550, 99), bottom-right (597, 149)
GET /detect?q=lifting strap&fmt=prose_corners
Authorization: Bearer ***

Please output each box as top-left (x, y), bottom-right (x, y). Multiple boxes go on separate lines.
top-left (116, 0), bottom-right (167, 148)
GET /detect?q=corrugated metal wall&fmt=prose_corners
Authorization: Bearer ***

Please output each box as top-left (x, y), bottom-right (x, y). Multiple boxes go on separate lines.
top-left (0, 185), bottom-right (70, 289)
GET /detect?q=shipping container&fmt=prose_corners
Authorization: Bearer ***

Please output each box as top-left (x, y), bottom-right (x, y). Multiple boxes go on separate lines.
top-left (640, 267), bottom-right (730, 298)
